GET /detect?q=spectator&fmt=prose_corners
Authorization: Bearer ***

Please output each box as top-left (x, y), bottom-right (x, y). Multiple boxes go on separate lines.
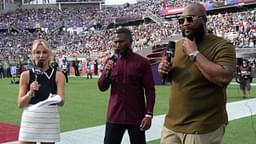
top-left (61, 58), bottom-right (69, 83)
top-left (72, 58), bottom-right (81, 79)
top-left (237, 59), bottom-right (252, 98)
top-left (0, 64), bottom-right (4, 79)
top-left (51, 57), bottom-right (59, 70)
top-left (86, 61), bottom-right (92, 79)
top-left (10, 65), bottom-right (17, 84)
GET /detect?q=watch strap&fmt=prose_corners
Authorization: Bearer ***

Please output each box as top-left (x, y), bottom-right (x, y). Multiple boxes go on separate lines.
top-left (189, 51), bottom-right (200, 56)
top-left (145, 114), bottom-right (153, 119)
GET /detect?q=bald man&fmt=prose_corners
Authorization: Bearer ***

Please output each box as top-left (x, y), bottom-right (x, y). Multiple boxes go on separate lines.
top-left (158, 3), bottom-right (236, 144)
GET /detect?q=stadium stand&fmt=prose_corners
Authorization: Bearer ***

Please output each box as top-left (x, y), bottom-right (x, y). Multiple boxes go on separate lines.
top-left (0, 0), bottom-right (255, 77)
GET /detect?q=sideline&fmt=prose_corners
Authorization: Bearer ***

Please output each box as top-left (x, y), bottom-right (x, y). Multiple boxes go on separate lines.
top-left (5, 98), bottom-right (256, 144)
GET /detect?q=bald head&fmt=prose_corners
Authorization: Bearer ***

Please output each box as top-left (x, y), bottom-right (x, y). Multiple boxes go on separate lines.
top-left (180, 3), bottom-right (208, 42)
top-left (184, 3), bottom-right (207, 22)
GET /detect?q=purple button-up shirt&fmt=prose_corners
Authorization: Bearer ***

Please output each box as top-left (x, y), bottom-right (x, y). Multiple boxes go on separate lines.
top-left (98, 52), bottom-right (155, 124)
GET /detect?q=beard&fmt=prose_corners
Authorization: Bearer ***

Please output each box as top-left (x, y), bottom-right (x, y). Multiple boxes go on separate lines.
top-left (182, 23), bottom-right (205, 43)
top-left (119, 47), bottom-right (131, 55)
top-left (115, 44), bottom-right (131, 56)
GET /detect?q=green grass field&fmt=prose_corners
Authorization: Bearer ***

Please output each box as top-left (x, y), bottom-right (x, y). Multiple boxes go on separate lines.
top-left (0, 77), bottom-right (256, 143)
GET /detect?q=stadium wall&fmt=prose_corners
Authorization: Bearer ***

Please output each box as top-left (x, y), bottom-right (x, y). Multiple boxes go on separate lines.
top-left (20, 4), bottom-right (58, 9)
top-left (59, 3), bottom-right (100, 9)
top-left (0, 2), bottom-right (18, 13)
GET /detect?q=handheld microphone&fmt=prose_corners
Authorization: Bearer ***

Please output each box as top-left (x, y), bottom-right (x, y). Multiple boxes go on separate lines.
top-left (34, 61), bottom-right (44, 81)
top-left (162, 41), bottom-right (175, 84)
top-left (105, 52), bottom-right (118, 78)
top-left (109, 52), bottom-right (118, 62)
top-left (31, 61), bottom-right (43, 97)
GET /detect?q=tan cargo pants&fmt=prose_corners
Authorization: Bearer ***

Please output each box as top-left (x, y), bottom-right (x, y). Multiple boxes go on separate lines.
top-left (160, 125), bottom-right (225, 144)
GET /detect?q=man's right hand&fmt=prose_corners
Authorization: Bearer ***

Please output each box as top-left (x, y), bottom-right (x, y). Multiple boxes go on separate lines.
top-left (104, 59), bottom-right (115, 72)
top-left (158, 57), bottom-right (172, 77)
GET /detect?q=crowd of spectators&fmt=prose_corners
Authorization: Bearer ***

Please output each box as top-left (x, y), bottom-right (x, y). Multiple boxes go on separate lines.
top-left (208, 10), bottom-right (256, 48)
top-left (0, 0), bottom-right (256, 73)
top-left (0, 0), bottom-right (211, 30)
top-left (56, 0), bottom-right (102, 2)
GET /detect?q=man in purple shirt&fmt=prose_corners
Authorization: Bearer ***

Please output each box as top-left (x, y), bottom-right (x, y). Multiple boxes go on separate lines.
top-left (98, 28), bottom-right (156, 144)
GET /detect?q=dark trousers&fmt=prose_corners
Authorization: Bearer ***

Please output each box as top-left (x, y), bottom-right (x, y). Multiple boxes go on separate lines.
top-left (104, 123), bottom-right (146, 144)
top-left (62, 71), bottom-right (68, 83)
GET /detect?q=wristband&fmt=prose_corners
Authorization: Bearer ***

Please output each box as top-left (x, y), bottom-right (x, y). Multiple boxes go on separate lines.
top-left (146, 112), bottom-right (153, 115)
top-left (145, 114), bottom-right (153, 119)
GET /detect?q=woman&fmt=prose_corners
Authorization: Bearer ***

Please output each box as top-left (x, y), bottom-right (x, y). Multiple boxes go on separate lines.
top-left (17, 39), bottom-right (65, 144)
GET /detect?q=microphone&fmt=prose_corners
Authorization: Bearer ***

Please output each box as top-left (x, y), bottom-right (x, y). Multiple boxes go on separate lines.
top-left (162, 41), bottom-right (175, 84)
top-left (34, 61), bottom-right (44, 81)
top-left (31, 61), bottom-right (43, 97)
top-left (105, 52), bottom-right (118, 78)
top-left (110, 51), bottom-right (119, 60)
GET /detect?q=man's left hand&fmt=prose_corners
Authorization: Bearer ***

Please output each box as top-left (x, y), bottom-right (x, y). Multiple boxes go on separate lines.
top-left (139, 116), bottom-right (152, 131)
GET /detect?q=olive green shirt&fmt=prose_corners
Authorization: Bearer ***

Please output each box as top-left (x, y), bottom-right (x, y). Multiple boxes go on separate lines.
top-left (164, 34), bottom-right (236, 134)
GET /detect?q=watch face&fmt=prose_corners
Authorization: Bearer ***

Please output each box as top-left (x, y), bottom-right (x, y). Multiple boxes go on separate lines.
top-left (189, 55), bottom-right (196, 62)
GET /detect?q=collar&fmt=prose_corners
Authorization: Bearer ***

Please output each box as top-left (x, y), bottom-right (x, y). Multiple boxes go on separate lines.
top-left (44, 68), bottom-right (54, 80)
top-left (32, 67), bottom-right (54, 80)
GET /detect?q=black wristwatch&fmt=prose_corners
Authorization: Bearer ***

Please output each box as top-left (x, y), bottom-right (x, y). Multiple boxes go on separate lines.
top-left (189, 51), bottom-right (200, 62)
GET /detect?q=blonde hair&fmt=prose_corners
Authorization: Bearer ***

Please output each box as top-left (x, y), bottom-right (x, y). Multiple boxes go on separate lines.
top-left (31, 39), bottom-right (52, 60)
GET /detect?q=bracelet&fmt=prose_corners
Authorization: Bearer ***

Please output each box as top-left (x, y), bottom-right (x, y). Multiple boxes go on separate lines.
top-left (146, 112), bottom-right (153, 115)
top-left (145, 114), bottom-right (153, 119)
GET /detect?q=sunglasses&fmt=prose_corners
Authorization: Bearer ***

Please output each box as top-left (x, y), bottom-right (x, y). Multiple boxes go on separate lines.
top-left (178, 16), bottom-right (203, 24)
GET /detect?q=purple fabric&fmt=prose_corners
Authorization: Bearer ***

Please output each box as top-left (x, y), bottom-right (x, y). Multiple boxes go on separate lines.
top-left (98, 52), bottom-right (155, 124)
top-left (151, 63), bottom-right (164, 85)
